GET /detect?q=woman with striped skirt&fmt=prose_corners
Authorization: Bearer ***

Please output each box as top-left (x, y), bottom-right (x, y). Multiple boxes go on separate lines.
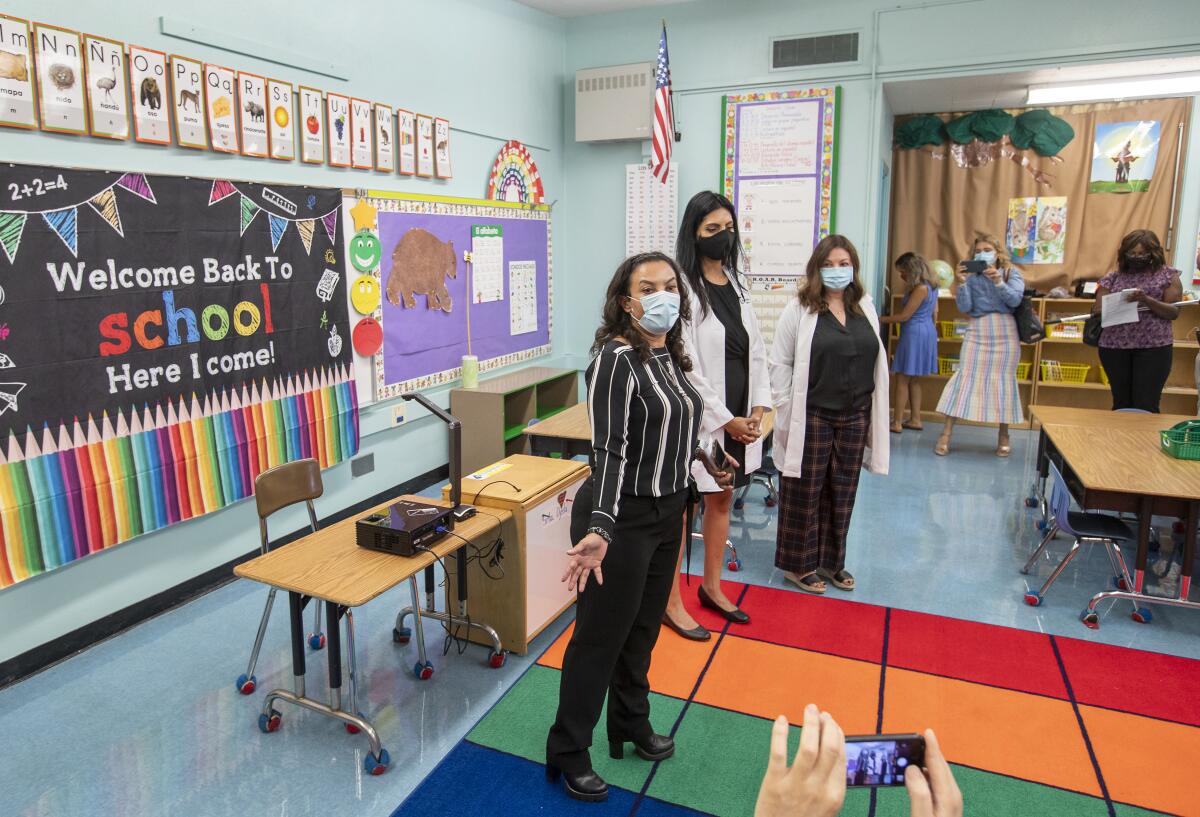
top-left (934, 233), bottom-right (1024, 457)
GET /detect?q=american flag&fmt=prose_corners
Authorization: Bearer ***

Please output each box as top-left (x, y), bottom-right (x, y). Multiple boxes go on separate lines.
top-left (650, 23), bottom-right (674, 184)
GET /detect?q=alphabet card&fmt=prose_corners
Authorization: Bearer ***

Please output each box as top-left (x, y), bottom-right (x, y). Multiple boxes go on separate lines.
top-left (266, 78), bottom-right (295, 161)
top-left (350, 97), bottom-right (373, 169)
top-left (327, 92), bottom-right (350, 166)
top-left (170, 54), bottom-right (206, 149)
top-left (434, 117), bottom-right (452, 179)
top-left (83, 34), bottom-right (128, 140)
top-left (374, 103), bottom-right (394, 172)
top-left (203, 62), bottom-right (238, 153)
top-left (397, 108), bottom-right (416, 175)
top-left (129, 45), bottom-right (169, 144)
top-left (237, 70), bottom-right (268, 157)
top-left (33, 22), bottom-right (85, 134)
top-left (416, 113), bottom-right (434, 177)
top-left (0, 14), bottom-right (38, 129)
top-left (299, 85), bottom-right (324, 164)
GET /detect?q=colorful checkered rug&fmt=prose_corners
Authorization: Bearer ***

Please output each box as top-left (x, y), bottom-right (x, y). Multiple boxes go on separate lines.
top-left (391, 581), bottom-right (1200, 817)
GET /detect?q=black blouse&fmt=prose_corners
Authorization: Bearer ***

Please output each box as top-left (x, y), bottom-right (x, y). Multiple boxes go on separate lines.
top-left (586, 341), bottom-right (703, 541)
top-left (807, 311), bottom-right (879, 412)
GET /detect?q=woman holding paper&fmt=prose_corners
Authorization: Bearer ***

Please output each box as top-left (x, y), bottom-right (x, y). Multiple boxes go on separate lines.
top-left (1091, 229), bottom-right (1181, 413)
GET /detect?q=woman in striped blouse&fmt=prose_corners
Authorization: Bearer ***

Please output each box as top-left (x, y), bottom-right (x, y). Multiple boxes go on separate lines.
top-left (546, 252), bottom-right (734, 803)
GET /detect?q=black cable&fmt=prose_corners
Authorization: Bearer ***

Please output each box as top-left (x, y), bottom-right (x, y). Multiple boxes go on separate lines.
top-left (414, 543), bottom-right (458, 655)
top-left (468, 479), bottom-right (522, 503)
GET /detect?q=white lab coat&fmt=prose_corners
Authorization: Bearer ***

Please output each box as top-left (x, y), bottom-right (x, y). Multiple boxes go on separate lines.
top-left (682, 269), bottom-right (773, 492)
top-left (768, 295), bottom-right (890, 478)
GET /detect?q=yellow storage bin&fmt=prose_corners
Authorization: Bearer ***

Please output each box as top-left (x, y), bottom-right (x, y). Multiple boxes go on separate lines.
top-left (1016, 361), bottom-right (1032, 381)
top-left (1040, 360), bottom-right (1091, 383)
top-left (1099, 367), bottom-right (1109, 386)
top-left (938, 356), bottom-right (960, 376)
top-left (937, 320), bottom-right (969, 339)
top-left (1047, 320), bottom-right (1085, 339)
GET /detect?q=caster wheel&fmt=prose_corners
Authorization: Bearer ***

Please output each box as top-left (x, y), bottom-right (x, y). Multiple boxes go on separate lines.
top-left (1024, 496), bottom-right (1038, 508)
top-left (489, 651), bottom-right (507, 669)
top-left (1023, 591), bottom-right (1042, 607)
top-left (765, 497), bottom-right (777, 508)
top-left (235, 673), bottom-right (257, 695)
top-left (414, 661), bottom-right (434, 680)
top-left (727, 559), bottom-right (742, 572)
top-left (1080, 610), bottom-right (1100, 630)
top-left (1132, 607), bottom-right (1154, 624)
top-left (363, 748), bottom-right (391, 776)
top-left (1036, 519), bottom-right (1049, 532)
top-left (258, 710), bottom-right (282, 733)
top-left (308, 632), bottom-right (326, 651)
top-left (733, 498), bottom-right (745, 511)
top-left (392, 627), bottom-right (411, 645)
top-left (1112, 576), bottom-right (1129, 591)
top-left (345, 711), bottom-right (366, 735)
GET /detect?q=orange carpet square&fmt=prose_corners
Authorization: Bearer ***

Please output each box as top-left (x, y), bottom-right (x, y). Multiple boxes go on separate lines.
top-left (883, 667), bottom-right (1101, 796)
top-left (695, 635), bottom-right (881, 734)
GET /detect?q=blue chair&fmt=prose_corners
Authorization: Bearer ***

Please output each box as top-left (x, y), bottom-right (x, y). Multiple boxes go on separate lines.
top-left (1115, 408), bottom-right (1151, 413)
top-left (1020, 460), bottom-right (1135, 617)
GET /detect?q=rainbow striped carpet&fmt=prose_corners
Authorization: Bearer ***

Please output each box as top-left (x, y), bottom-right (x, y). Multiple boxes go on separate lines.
top-left (391, 581), bottom-right (1200, 817)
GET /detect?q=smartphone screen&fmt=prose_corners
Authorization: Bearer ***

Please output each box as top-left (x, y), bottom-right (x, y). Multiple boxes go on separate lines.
top-left (845, 734), bottom-right (925, 787)
top-left (960, 259), bottom-right (988, 274)
top-left (710, 440), bottom-right (729, 469)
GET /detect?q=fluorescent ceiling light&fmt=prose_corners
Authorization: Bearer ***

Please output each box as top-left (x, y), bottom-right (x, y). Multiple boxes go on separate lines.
top-left (1027, 73), bottom-right (1200, 105)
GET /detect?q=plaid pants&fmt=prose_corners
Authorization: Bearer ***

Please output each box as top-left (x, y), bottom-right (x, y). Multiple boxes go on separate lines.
top-left (775, 406), bottom-right (869, 575)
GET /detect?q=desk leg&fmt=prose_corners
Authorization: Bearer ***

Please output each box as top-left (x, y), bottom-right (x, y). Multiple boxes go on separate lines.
top-left (1178, 501), bottom-right (1197, 603)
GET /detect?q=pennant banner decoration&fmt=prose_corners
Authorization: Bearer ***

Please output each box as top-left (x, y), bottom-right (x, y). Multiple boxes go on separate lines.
top-left (297, 219), bottom-right (315, 255)
top-left (0, 163), bottom-right (356, 590)
top-left (322, 210), bottom-right (339, 243)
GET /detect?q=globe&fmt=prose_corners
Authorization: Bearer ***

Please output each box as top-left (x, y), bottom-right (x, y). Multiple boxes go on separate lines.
top-left (930, 259), bottom-right (955, 289)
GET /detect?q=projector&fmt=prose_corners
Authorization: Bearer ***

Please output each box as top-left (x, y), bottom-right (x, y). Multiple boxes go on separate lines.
top-left (356, 500), bottom-right (454, 556)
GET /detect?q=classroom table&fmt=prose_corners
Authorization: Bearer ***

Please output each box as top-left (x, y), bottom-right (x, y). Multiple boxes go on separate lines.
top-left (1027, 405), bottom-right (1200, 627)
top-left (234, 495), bottom-right (511, 775)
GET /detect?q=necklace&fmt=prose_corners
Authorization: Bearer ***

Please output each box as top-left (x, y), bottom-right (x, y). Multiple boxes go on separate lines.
top-left (651, 350), bottom-right (685, 397)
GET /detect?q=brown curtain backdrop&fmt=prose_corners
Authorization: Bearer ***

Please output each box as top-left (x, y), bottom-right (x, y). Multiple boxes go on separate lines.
top-left (888, 97), bottom-right (1192, 292)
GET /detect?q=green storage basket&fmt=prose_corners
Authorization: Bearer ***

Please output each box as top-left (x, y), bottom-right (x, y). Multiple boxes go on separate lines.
top-left (1160, 420), bottom-right (1200, 460)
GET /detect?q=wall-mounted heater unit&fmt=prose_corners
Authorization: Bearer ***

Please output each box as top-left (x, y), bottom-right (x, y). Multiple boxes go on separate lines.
top-left (575, 62), bottom-right (654, 142)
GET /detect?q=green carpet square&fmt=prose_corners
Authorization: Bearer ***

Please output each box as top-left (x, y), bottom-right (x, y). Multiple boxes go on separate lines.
top-left (468, 664), bottom-right (685, 794)
top-left (873, 764), bottom-right (1110, 817)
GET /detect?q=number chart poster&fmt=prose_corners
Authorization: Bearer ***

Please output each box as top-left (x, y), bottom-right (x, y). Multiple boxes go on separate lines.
top-left (0, 164), bottom-right (358, 589)
top-left (360, 194), bottom-right (552, 398)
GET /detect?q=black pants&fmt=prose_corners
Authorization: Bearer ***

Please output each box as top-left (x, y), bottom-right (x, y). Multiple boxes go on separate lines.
top-left (545, 479), bottom-right (687, 774)
top-left (1098, 345), bottom-right (1173, 413)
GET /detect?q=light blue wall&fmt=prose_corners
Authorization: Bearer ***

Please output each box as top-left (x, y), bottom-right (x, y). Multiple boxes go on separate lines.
top-left (0, 0), bottom-right (565, 664)
top-left (561, 0), bottom-right (1200, 355)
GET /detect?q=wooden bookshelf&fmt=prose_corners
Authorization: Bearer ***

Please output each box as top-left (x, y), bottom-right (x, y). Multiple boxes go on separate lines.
top-left (886, 294), bottom-right (1199, 426)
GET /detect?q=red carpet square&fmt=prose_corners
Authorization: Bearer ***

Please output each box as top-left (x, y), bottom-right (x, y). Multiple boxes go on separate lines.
top-left (1059, 638), bottom-right (1200, 727)
top-left (888, 608), bottom-right (1067, 699)
top-left (724, 583), bottom-right (886, 663)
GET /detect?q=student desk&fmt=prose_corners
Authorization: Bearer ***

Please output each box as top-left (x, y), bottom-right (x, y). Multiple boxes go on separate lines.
top-left (234, 495), bottom-right (510, 775)
top-left (1028, 405), bottom-right (1200, 627)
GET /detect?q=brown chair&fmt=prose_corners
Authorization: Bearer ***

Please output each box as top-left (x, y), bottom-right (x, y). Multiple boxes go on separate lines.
top-left (236, 459), bottom-right (325, 695)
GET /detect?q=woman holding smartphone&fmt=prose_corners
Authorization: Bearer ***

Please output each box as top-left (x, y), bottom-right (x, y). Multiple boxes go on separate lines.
top-left (663, 191), bottom-right (771, 639)
top-left (934, 234), bottom-right (1024, 457)
top-left (546, 252), bottom-right (734, 803)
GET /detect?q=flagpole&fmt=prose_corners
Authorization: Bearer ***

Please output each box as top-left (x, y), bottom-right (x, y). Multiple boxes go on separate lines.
top-left (662, 19), bottom-right (678, 143)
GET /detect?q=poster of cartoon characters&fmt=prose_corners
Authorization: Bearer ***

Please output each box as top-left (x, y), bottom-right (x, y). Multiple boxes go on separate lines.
top-left (1090, 120), bottom-right (1160, 193)
top-left (1006, 197), bottom-right (1037, 265)
top-left (1006, 196), bottom-right (1067, 265)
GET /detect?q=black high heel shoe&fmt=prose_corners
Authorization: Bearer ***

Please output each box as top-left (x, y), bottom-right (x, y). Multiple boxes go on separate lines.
top-left (609, 733), bottom-right (675, 761)
top-left (545, 764), bottom-right (609, 802)
top-left (698, 585), bottom-right (750, 624)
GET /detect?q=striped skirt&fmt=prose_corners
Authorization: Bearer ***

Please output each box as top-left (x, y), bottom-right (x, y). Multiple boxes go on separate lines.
top-left (936, 312), bottom-right (1024, 424)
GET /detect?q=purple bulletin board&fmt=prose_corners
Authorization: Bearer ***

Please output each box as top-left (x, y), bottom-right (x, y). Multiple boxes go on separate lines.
top-left (367, 194), bottom-right (552, 399)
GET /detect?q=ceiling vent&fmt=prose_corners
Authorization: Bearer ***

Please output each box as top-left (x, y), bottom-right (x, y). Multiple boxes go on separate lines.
top-left (770, 32), bottom-right (860, 70)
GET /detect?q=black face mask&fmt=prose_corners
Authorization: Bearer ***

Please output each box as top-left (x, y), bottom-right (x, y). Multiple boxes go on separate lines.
top-left (1123, 253), bottom-right (1152, 270)
top-left (696, 229), bottom-right (735, 261)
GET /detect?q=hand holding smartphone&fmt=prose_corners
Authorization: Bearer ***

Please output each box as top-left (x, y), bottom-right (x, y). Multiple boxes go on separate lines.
top-left (960, 260), bottom-right (988, 274)
top-left (844, 733), bottom-right (925, 787)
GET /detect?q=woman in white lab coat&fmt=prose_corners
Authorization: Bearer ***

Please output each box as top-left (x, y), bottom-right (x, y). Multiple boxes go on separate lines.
top-left (769, 234), bottom-right (889, 594)
top-left (662, 191), bottom-right (772, 639)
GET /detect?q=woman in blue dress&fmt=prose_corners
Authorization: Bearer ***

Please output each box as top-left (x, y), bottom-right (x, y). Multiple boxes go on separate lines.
top-left (880, 252), bottom-right (939, 433)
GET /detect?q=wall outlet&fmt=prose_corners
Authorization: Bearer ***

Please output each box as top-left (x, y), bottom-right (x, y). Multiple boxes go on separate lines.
top-left (350, 454), bottom-right (375, 477)
top-left (392, 404), bottom-right (405, 425)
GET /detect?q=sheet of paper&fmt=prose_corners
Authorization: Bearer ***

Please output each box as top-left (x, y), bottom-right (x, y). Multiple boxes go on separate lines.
top-left (1101, 289), bottom-right (1140, 328)
top-left (625, 163), bottom-right (678, 256)
top-left (471, 225), bottom-right (504, 303)
top-left (509, 260), bottom-right (538, 335)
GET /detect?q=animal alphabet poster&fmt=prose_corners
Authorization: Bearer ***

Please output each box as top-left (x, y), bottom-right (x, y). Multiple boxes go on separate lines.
top-left (170, 54), bottom-right (205, 149)
top-left (129, 45), bottom-right (170, 144)
top-left (1007, 196), bottom-right (1067, 265)
top-left (266, 78), bottom-right (295, 161)
top-left (203, 63), bottom-right (238, 153)
top-left (33, 22), bottom-right (86, 135)
top-left (0, 14), bottom-right (38, 129)
top-left (434, 117), bottom-right (452, 179)
top-left (397, 108), bottom-right (416, 175)
top-left (327, 92), bottom-right (350, 167)
top-left (237, 71), bottom-right (268, 157)
top-left (298, 85), bottom-right (323, 164)
top-left (416, 114), bottom-right (434, 177)
top-left (374, 103), bottom-right (395, 172)
top-left (83, 34), bottom-right (129, 140)
top-left (350, 98), bottom-right (373, 170)
top-left (0, 163), bottom-right (358, 589)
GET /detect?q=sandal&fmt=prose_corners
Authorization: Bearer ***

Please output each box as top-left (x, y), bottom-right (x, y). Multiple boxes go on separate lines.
top-left (934, 434), bottom-right (951, 456)
top-left (783, 571), bottom-right (826, 594)
top-left (902, 422), bottom-right (924, 430)
top-left (996, 437), bottom-right (1012, 458)
top-left (819, 568), bottom-right (855, 591)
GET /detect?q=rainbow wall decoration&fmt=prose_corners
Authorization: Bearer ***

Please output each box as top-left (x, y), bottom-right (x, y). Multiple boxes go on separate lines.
top-left (0, 367), bottom-right (357, 588)
top-left (485, 140), bottom-right (545, 205)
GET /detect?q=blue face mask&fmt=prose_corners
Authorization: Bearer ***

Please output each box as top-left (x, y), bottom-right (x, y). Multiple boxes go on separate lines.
top-left (975, 250), bottom-right (997, 265)
top-left (632, 290), bottom-right (681, 335)
top-left (820, 266), bottom-right (854, 291)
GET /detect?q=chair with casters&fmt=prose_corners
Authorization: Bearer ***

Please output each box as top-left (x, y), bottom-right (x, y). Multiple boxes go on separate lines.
top-left (1020, 460), bottom-right (1136, 627)
top-left (235, 458), bottom-right (325, 695)
top-left (733, 432), bottom-right (779, 511)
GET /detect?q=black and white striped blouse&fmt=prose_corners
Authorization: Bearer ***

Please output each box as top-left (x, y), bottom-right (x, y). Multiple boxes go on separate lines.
top-left (586, 340), bottom-right (703, 541)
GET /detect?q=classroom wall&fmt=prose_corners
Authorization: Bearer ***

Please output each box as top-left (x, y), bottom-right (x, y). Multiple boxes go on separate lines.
top-left (560, 0), bottom-right (1200, 356)
top-left (0, 0), bottom-right (566, 665)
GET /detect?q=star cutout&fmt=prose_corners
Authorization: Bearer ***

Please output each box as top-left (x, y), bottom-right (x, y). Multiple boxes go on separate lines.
top-left (349, 198), bottom-right (378, 232)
